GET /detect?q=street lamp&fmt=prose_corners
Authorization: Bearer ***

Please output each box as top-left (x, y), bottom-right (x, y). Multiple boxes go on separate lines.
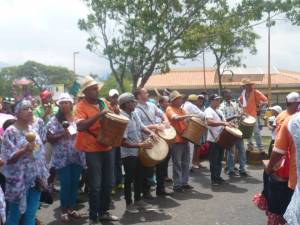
top-left (73, 51), bottom-right (79, 75)
top-left (266, 1), bottom-right (273, 106)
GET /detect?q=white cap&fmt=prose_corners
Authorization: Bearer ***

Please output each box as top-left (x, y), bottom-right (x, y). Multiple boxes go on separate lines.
top-left (286, 92), bottom-right (300, 103)
top-left (269, 105), bottom-right (282, 114)
top-left (109, 89), bottom-right (119, 97)
top-left (56, 93), bottom-right (74, 105)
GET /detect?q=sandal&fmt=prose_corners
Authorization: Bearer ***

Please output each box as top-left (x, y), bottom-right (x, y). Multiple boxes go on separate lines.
top-left (68, 210), bottom-right (82, 219)
top-left (61, 213), bottom-right (70, 223)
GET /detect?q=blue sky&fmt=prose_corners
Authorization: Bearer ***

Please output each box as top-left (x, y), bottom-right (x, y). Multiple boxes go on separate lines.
top-left (0, 0), bottom-right (299, 78)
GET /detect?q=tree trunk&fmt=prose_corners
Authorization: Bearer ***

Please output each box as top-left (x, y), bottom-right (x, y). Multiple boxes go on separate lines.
top-left (216, 64), bottom-right (223, 96)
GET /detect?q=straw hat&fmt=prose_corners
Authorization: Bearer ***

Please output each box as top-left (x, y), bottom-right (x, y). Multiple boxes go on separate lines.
top-left (169, 91), bottom-right (183, 102)
top-left (187, 94), bottom-right (198, 102)
top-left (241, 78), bottom-right (255, 85)
top-left (80, 75), bottom-right (104, 93)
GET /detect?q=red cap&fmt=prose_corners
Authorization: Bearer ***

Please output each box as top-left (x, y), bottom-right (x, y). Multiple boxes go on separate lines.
top-left (40, 90), bottom-right (52, 100)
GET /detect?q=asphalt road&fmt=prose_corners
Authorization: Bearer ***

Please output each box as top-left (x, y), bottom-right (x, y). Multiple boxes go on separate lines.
top-left (37, 161), bottom-right (267, 225)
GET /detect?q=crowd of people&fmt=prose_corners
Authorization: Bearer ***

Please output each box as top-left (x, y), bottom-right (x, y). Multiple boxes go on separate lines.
top-left (0, 76), bottom-right (299, 225)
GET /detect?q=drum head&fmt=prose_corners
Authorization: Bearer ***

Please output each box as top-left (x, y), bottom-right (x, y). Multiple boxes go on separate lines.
top-left (145, 137), bottom-right (169, 161)
top-left (241, 115), bottom-right (256, 125)
top-left (225, 126), bottom-right (243, 138)
top-left (105, 113), bottom-right (129, 123)
top-left (157, 126), bottom-right (176, 141)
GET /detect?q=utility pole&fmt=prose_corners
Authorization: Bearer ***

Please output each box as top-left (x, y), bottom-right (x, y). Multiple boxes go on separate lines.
top-left (267, 7), bottom-right (272, 106)
top-left (202, 50), bottom-right (207, 92)
top-left (73, 51), bottom-right (79, 75)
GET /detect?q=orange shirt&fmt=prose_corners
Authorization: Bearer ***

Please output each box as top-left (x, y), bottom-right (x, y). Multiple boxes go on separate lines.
top-left (273, 116), bottom-right (297, 189)
top-left (74, 99), bottom-right (111, 152)
top-left (166, 106), bottom-right (188, 143)
top-left (239, 89), bottom-right (268, 117)
top-left (275, 110), bottom-right (291, 134)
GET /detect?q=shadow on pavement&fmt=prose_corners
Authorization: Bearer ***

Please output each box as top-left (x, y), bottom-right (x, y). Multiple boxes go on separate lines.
top-left (119, 210), bottom-right (172, 224)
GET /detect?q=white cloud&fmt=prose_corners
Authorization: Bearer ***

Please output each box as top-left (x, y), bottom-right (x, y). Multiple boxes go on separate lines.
top-left (0, 0), bottom-right (299, 79)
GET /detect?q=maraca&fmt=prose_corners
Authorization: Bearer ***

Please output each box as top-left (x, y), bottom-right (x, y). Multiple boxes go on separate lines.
top-left (25, 132), bottom-right (36, 159)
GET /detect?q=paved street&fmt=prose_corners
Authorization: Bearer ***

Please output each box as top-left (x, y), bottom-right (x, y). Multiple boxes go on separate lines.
top-left (38, 161), bottom-right (267, 225)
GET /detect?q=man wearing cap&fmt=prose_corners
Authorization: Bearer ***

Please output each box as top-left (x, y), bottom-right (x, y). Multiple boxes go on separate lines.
top-left (134, 87), bottom-right (171, 197)
top-left (34, 90), bottom-right (58, 124)
top-left (205, 94), bottom-right (231, 186)
top-left (239, 79), bottom-right (268, 152)
top-left (183, 94), bottom-right (206, 170)
top-left (75, 76), bottom-right (118, 223)
top-left (220, 89), bottom-right (248, 177)
top-left (166, 91), bottom-right (194, 192)
top-left (118, 92), bottom-right (157, 213)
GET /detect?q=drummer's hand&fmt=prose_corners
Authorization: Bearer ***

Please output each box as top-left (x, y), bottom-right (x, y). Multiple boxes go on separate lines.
top-left (155, 124), bottom-right (165, 132)
top-left (264, 166), bottom-right (273, 175)
top-left (223, 122), bottom-right (230, 127)
top-left (163, 121), bottom-right (170, 128)
top-left (150, 132), bottom-right (158, 142)
top-left (99, 109), bottom-right (110, 117)
top-left (140, 141), bottom-right (153, 149)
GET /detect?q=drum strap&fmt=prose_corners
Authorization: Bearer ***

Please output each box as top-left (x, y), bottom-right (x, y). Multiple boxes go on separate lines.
top-left (136, 105), bottom-right (155, 124)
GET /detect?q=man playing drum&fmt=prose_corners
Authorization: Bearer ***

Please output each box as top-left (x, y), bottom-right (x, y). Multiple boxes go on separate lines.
top-left (75, 76), bottom-right (119, 224)
top-left (239, 79), bottom-right (268, 152)
top-left (166, 91), bottom-right (194, 192)
top-left (183, 94), bottom-right (206, 170)
top-left (134, 88), bottom-right (171, 197)
top-left (205, 94), bottom-right (231, 186)
top-left (118, 92), bottom-right (157, 213)
top-left (220, 89), bottom-right (248, 177)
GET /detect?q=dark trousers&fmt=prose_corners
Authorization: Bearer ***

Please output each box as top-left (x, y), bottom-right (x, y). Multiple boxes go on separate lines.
top-left (208, 142), bottom-right (224, 182)
top-left (85, 151), bottom-right (114, 221)
top-left (156, 148), bottom-right (171, 192)
top-left (268, 140), bottom-right (275, 158)
top-left (112, 147), bottom-right (123, 186)
top-left (122, 156), bottom-right (145, 205)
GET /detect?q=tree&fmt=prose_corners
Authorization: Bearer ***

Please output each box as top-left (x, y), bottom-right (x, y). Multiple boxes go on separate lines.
top-left (78, 0), bottom-right (210, 91)
top-left (181, 0), bottom-right (264, 93)
top-left (0, 61), bottom-right (76, 96)
top-left (99, 74), bottom-right (132, 97)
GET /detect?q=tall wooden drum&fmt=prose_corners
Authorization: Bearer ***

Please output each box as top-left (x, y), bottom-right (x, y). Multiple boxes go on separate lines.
top-left (182, 117), bottom-right (207, 144)
top-left (139, 137), bottom-right (169, 167)
top-left (216, 126), bottom-right (243, 149)
top-left (239, 115), bottom-right (256, 139)
top-left (157, 126), bottom-right (176, 144)
top-left (97, 113), bottom-right (129, 147)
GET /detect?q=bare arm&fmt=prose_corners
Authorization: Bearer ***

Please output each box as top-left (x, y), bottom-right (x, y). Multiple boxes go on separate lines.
top-left (7, 143), bottom-right (33, 164)
top-left (76, 110), bottom-right (109, 132)
top-left (265, 151), bottom-right (284, 174)
top-left (206, 118), bottom-right (228, 127)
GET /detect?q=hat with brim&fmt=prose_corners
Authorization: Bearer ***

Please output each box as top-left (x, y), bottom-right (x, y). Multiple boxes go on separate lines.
top-left (188, 94), bottom-right (198, 102)
top-left (118, 92), bottom-right (136, 106)
top-left (286, 92), bottom-right (300, 103)
top-left (56, 93), bottom-right (74, 105)
top-left (170, 91), bottom-right (183, 102)
top-left (80, 75), bottom-right (103, 93)
top-left (269, 105), bottom-right (282, 114)
top-left (242, 78), bottom-right (255, 85)
top-left (209, 94), bottom-right (222, 101)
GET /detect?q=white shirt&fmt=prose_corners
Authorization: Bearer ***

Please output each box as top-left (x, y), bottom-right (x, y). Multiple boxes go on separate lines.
top-left (205, 107), bottom-right (226, 143)
top-left (268, 116), bottom-right (276, 140)
top-left (183, 101), bottom-right (205, 120)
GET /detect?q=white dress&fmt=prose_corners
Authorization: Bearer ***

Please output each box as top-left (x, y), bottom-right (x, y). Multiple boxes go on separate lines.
top-left (284, 113), bottom-right (300, 225)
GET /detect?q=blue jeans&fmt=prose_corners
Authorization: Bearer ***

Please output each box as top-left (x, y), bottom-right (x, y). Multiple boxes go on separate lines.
top-left (112, 147), bottom-right (123, 187)
top-left (7, 187), bottom-right (41, 225)
top-left (57, 164), bottom-right (82, 209)
top-left (85, 151), bottom-right (113, 221)
top-left (248, 118), bottom-right (264, 150)
top-left (171, 142), bottom-right (190, 188)
top-left (227, 139), bottom-right (246, 173)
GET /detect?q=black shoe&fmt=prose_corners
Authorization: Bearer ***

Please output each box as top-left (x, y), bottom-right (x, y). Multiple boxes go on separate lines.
top-left (239, 171), bottom-right (249, 177)
top-left (143, 192), bottom-right (154, 200)
top-left (216, 177), bottom-right (226, 184)
top-left (173, 187), bottom-right (184, 193)
top-left (156, 190), bottom-right (173, 196)
top-left (211, 180), bottom-right (220, 186)
top-left (182, 184), bottom-right (194, 190)
top-left (227, 171), bottom-right (237, 177)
